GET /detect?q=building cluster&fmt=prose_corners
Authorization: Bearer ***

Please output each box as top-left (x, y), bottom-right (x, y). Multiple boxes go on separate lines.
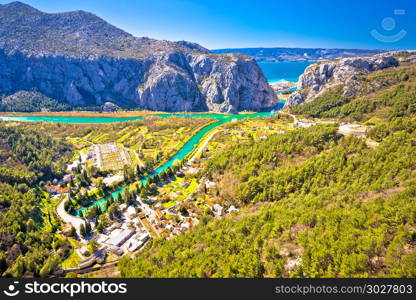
top-left (338, 124), bottom-right (368, 138)
top-left (94, 202), bottom-right (151, 256)
top-left (45, 177), bottom-right (73, 197)
top-left (139, 198), bottom-right (199, 238)
top-left (97, 226), bottom-right (150, 256)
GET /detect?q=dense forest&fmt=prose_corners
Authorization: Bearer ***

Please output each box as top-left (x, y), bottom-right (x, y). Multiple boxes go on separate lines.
top-left (0, 122), bottom-right (72, 277)
top-left (1, 59), bottom-right (416, 278)
top-left (0, 91), bottom-right (71, 112)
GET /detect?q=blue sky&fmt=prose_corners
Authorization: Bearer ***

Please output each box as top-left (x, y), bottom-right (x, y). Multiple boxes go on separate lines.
top-left (2, 0), bottom-right (415, 49)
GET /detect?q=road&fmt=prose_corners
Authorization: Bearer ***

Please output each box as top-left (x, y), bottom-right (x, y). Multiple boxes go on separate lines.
top-left (187, 129), bottom-right (220, 165)
top-left (56, 196), bottom-right (86, 234)
top-left (56, 130), bottom-right (221, 233)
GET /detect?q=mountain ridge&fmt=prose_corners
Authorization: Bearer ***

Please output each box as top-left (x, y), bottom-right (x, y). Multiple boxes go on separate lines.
top-left (285, 50), bottom-right (416, 108)
top-left (212, 47), bottom-right (388, 62)
top-left (0, 1), bottom-right (275, 113)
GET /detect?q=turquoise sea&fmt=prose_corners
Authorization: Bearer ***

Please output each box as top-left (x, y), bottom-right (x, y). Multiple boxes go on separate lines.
top-left (258, 61), bottom-right (313, 83)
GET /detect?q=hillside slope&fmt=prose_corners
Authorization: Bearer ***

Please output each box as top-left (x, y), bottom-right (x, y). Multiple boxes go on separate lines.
top-left (0, 2), bottom-right (275, 113)
top-left (285, 51), bottom-right (416, 108)
top-left (290, 57), bottom-right (416, 121)
top-left (119, 56), bottom-right (416, 278)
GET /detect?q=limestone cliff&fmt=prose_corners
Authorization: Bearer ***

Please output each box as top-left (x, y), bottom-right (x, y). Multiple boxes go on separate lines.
top-left (0, 2), bottom-right (275, 113)
top-left (285, 51), bottom-right (416, 108)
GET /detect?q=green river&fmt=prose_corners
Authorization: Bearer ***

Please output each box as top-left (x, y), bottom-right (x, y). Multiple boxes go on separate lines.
top-left (0, 103), bottom-right (284, 216)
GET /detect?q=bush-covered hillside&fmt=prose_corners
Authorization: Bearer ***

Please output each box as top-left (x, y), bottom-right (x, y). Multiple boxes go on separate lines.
top-left (119, 118), bottom-right (416, 277)
top-left (0, 122), bottom-right (72, 277)
top-left (0, 91), bottom-right (71, 113)
top-left (291, 64), bottom-right (416, 121)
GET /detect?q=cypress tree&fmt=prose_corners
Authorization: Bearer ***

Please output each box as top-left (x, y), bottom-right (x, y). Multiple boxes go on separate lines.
top-left (80, 223), bottom-right (86, 237)
top-left (85, 221), bottom-right (92, 234)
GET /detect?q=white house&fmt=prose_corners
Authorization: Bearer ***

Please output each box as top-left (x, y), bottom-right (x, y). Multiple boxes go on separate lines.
top-left (127, 205), bottom-right (137, 218)
top-left (213, 204), bottom-right (225, 216)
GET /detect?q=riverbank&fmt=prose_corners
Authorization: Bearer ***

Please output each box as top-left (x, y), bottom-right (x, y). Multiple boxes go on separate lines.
top-left (0, 110), bottom-right (278, 124)
top-left (0, 110), bottom-right (264, 118)
top-left (56, 111), bottom-right (277, 216)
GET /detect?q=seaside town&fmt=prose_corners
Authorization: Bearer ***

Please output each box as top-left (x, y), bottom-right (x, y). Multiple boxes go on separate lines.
top-left (269, 80), bottom-right (298, 100)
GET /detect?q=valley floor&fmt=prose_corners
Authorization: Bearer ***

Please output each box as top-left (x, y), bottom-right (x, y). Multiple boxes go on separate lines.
top-left (1, 92), bottom-right (415, 278)
top-left (41, 111), bottom-right (378, 277)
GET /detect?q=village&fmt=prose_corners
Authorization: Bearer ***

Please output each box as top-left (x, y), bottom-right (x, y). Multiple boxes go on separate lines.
top-left (269, 80), bottom-right (298, 101)
top-left (51, 134), bottom-right (240, 272)
top-left (47, 114), bottom-right (371, 273)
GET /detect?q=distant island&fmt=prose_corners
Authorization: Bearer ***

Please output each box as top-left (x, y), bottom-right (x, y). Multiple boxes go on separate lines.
top-left (212, 47), bottom-right (388, 62)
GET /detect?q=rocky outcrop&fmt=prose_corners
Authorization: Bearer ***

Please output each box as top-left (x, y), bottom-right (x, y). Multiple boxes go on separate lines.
top-left (0, 2), bottom-right (276, 113)
top-left (284, 52), bottom-right (416, 108)
top-left (102, 102), bottom-right (120, 112)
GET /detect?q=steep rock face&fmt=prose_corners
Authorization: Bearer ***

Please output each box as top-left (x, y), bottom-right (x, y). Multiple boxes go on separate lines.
top-left (284, 52), bottom-right (411, 107)
top-left (0, 2), bottom-right (275, 112)
top-left (102, 102), bottom-right (120, 112)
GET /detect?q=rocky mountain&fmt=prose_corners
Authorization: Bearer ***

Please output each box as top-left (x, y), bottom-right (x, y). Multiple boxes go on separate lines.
top-left (212, 47), bottom-right (387, 62)
top-left (285, 51), bottom-right (416, 108)
top-left (0, 2), bottom-right (276, 113)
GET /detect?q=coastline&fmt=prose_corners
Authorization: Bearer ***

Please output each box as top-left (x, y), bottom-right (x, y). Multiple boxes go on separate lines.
top-left (268, 78), bottom-right (298, 85)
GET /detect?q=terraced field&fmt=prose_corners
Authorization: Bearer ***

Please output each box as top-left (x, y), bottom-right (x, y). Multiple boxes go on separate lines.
top-left (22, 117), bottom-right (214, 167)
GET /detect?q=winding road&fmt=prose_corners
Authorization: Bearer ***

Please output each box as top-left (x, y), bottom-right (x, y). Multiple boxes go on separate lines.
top-left (56, 196), bottom-right (86, 233)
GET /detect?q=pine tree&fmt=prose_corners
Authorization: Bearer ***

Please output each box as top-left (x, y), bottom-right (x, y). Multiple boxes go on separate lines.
top-left (80, 223), bottom-right (86, 237)
top-left (85, 221), bottom-right (92, 234)
top-left (117, 193), bottom-right (123, 203)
